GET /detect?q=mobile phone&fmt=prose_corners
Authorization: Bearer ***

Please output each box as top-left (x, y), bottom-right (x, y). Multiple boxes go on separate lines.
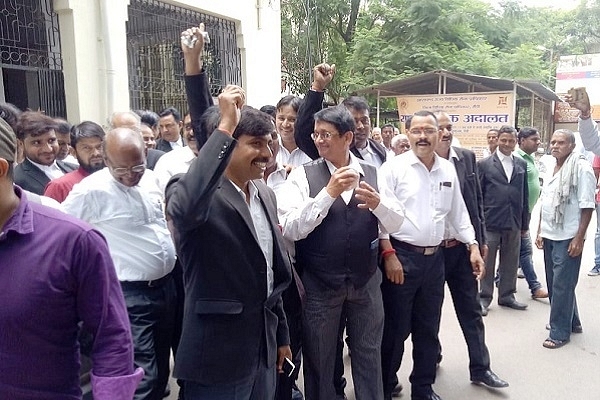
top-left (568, 87), bottom-right (587, 102)
top-left (282, 357), bottom-right (295, 378)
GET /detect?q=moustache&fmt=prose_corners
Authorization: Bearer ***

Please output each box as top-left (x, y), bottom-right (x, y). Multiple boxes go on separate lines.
top-left (416, 139), bottom-right (430, 145)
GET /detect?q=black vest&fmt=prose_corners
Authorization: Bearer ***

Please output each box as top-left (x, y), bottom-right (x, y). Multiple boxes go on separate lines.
top-left (295, 159), bottom-right (380, 290)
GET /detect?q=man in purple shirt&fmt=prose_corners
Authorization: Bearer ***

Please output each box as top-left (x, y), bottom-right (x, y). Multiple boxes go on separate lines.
top-left (0, 118), bottom-right (142, 399)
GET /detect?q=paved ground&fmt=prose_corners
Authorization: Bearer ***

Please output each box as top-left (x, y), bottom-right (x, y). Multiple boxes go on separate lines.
top-left (168, 205), bottom-right (600, 399)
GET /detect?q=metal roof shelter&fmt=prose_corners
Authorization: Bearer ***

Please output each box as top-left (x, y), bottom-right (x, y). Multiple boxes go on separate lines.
top-left (354, 70), bottom-right (560, 132)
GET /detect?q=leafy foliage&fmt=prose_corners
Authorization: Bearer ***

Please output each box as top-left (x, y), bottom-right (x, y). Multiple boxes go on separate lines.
top-left (281, 0), bottom-right (595, 99)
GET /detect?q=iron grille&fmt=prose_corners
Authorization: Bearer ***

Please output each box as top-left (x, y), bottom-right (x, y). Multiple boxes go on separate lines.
top-left (127, 0), bottom-right (242, 114)
top-left (0, 0), bottom-right (66, 117)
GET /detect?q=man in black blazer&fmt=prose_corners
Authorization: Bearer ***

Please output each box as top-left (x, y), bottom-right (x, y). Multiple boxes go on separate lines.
top-left (434, 111), bottom-right (508, 389)
top-left (157, 107), bottom-right (186, 152)
top-left (14, 111), bottom-right (76, 195)
top-left (295, 63), bottom-right (387, 167)
top-left (166, 86), bottom-right (292, 399)
top-left (478, 125), bottom-right (530, 313)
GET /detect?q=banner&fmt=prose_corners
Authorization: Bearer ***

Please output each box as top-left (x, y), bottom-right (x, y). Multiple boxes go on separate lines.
top-left (396, 92), bottom-right (514, 156)
top-left (554, 53), bottom-right (600, 122)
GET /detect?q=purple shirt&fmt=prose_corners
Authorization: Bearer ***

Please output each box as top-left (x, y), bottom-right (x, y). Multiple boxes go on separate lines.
top-left (0, 187), bottom-right (136, 399)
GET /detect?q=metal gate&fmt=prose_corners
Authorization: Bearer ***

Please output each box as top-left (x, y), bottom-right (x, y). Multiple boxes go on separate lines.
top-left (0, 0), bottom-right (66, 117)
top-left (127, 0), bottom-right (242, 114)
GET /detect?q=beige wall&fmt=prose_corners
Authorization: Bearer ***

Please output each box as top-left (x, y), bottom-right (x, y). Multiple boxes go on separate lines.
top-left (54, 0), bottom-right (282, 124)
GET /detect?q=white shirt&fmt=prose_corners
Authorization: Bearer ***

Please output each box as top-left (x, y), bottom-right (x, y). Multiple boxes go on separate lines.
top-left (29, 159), bottom-right (65, 180)
top-left (231, 180), bottom-right (274, 297)
top-left (265, 163), bottom-right (288, 195)
top-left (154, 146), bottom-right (196, 194)
top-left (378, 150), bottom-right (476, 246)
top-left (497, 151), bottom-right (513, 181)
top-left (62, 154), bottom-right (79, 166)
top-left (540, 158), bottom-right (596, 241)
top-left (61, 168), bottom-right (176, 281)
top-left (356, 142), bottom-right (384, 168)
top-left (278, 153), bottom-right (404, 242)
top-left (169, 136), bottom-right (184, 150)
top-left (276, 143), bottom-right (312, 167)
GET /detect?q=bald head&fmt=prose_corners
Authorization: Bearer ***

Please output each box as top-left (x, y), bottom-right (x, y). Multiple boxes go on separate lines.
top-left (109, 111), bottom-right (141, 130)
top-left (104, 128), bottom-right (146, 187)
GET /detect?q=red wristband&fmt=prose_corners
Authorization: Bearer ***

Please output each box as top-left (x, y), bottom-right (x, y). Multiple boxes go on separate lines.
top-left (381, 249), bottom-right (396, 258)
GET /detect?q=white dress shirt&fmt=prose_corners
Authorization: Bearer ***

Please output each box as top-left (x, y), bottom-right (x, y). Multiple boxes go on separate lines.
top-left (356, 142), bottom-right (385, 168)
top-left (29, 159), bottom-right (65, 180)
top-left (378, 151), bottom-right (476, 246)
top-left (497, 151), bottom-right (513, 181)
top-left (278, 153), bottom-right (404, 242)
top-left (265, 163), bottom-right (289, 196)
top-left (169, 136), bottom-right (184, 150)
top-left (231, 180), bottom-right (274, 297)
top-left (61, 168), bottom-right (176, 281)
top-left (540, 158), bottom-right (596, 241)
top-left (276, 143), bottom-right (312, 167)
top-left (154, 145), bottom-right (196, 193)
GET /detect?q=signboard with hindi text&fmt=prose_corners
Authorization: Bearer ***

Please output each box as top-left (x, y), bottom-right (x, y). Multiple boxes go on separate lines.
top-left (396, 92), bottom-right (514, 157)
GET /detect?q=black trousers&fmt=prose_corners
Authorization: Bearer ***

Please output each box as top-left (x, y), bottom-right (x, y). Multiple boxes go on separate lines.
top-left (381, 245), bottom-right (444, 399)
top-left (441, 244), bottom-right (490, 378)
top-left (122, 275), bottom-right (176, 400)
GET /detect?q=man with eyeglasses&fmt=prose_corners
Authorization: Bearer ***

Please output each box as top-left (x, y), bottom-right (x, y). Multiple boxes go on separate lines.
top-left (295, 63), bottom-right (388, 168)
top-left (279, 106), bottom-right (404, 400)
top-left (62, 127), bottom-right (177, 400)
top-left (378, 110), bottom-right (484, 400)
top-left (432, 111), bottom-right (508, 390)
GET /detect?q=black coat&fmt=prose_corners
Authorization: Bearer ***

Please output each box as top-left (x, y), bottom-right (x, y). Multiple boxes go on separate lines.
top-left (14, 158), bottom-right (77, 195)
top-left (451, 147), bottom-right (487, 245)
top-left (477, 152), bottom-right (530, 232)
top-left (166, 130), bottom-right (292, 385)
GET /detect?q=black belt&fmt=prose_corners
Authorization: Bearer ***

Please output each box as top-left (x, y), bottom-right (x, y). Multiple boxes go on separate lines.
top-left (393, 239), bottom-right (440, 256)
top-left (120, 272), bottom-right (172, 289)
top-left (440, 238), bottom-right (461, 248)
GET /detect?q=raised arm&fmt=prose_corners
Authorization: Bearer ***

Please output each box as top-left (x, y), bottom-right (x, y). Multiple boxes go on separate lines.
top-left (294, 63), bottom-right (335, 160)
top-left (167, 85), bottom-right (244, 233)
top-left (182, 23), bottom-right (213, 149)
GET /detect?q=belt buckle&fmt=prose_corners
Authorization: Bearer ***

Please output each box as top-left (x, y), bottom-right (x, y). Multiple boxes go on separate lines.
top-left (423, 247), bottom-right (436, 256)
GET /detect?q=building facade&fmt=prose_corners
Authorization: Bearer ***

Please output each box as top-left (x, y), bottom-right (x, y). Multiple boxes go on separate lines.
top-left (0, 0), bottom-right (282, 123)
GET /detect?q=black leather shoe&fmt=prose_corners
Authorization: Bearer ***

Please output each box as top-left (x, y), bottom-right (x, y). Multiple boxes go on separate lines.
top-left (481, 304), bottom-right (489, 316)
top-left (412, 390), bottom-right (443, 400)
top-left (498, 299), bottom-right (527, 310)
top-left (471, 370), bottom-right (509, 388)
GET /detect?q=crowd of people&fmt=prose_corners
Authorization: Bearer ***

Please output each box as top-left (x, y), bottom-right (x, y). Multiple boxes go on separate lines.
top-left (1, 23), bottom-right (599, 400)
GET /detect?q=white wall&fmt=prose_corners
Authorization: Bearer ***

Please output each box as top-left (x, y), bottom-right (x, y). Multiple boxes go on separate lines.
top-left (54, 0), bottom-right (282, 124)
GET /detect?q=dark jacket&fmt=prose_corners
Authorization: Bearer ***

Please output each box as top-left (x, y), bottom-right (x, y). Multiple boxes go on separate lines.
top-left (452, 147), bottom-right (486, 245)
top-left (14, 158), bottom-right (77, 195)
top-left (478, 152), bottom-right (529, 232)
top-left (166, 129), bottom-right (291, 385)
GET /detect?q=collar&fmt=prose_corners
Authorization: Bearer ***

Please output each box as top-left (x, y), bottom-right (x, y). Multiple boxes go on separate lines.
top-left (2, 185), bottom-right (34, 238)
top-left (406, 149), bottom-right (441, 171)
top-left (497, 151), bottom-right (513, 162)
top-left (324, 153), bottom-right (365, 176)
top-left (516, 147), bottom-right (533, 161)
top-left (230, 179), bottom-right (260, 202)
top-left (28, 158), bottom-right (61, 172)
top-left (449, 147), bottom-right (459, 160)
